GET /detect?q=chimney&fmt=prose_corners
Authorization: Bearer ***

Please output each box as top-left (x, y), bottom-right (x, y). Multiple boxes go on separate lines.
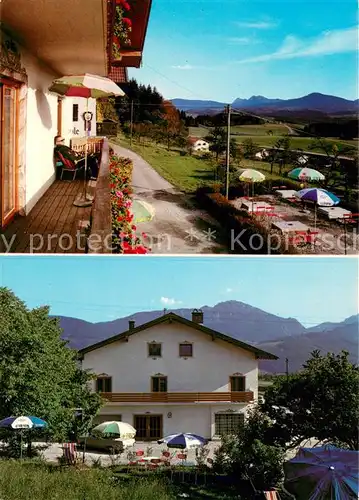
top-left (191, 309), bottom-right (203, 324)
top-left (128, 320), bottom-right (135, 330)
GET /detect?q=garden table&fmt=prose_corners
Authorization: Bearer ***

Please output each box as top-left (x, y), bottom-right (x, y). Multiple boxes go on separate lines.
top-left (318, 206), bottom-right (352, 220)
top-left (241, 201), bottom-right (273, 213)
top-left (275, 189), bottom-right (298, 199)
top-left (272, 220), bottom-right (309, 233)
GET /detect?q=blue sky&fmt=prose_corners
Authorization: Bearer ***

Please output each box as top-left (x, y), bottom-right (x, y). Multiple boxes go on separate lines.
top-left (0, 256), bottom-right (357, 326)
top-left (129, 0), bottom-right (358, 101)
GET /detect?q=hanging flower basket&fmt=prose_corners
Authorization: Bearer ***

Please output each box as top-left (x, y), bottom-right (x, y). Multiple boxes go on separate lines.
top-left (112, 2), bottom-right (132, 62)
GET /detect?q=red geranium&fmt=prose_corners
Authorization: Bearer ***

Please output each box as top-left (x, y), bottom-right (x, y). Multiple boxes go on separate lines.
top-left (122, 17), bottom-right (132, 27)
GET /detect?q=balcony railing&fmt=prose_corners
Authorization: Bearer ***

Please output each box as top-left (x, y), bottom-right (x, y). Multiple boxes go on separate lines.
top-left (100, 392), bottom-right (254, 403)
top-left (69, 137), bottom-right (112, 254)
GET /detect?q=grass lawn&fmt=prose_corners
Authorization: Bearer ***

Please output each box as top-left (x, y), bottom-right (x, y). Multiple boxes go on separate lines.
top-left (112, 135), bottom-right (217, 192)
top-left (0, 460), bottom-right (247, 500)
top-left (112, 135), bottom-right (302, 192)
top-left (188, 125), bottom-right (356, 154)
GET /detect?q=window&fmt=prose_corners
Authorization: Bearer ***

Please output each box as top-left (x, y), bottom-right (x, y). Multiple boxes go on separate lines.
top-left (96, 377), bottom-right (112, 393)
top-left (230, 375), bottom-right (245, 392)
top-left (72, 104), bottom-right (79, 122)
top-left (215, 413), bottom-right (244, 436)
top-left (148, 342), bottom-right (162, 357)
top-left (179, 343), bottom-right (193, 357)
top-left (151, 376), bottom-right (167, 392)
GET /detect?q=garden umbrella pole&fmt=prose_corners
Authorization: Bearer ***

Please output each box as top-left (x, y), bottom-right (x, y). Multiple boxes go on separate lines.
top-left (49, 74), bottom-right (125, 207)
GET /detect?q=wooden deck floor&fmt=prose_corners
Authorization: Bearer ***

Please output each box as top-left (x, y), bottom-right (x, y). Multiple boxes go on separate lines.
top-left (0, 180), bottom-right (93, 253)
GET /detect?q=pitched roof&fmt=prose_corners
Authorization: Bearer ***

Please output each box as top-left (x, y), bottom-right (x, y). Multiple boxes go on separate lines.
top-left (108, 67), bottom-right (128, 84)
top-left (78, 312), bottom-right (278, 360)
top-left (187, 136), bottom-right (207, 145)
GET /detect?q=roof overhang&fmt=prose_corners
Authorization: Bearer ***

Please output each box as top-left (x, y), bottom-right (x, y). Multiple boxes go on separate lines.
top-left (1, 0), bottom-right (108, 76)
top-left (110, 0), bottom-right (152, 68)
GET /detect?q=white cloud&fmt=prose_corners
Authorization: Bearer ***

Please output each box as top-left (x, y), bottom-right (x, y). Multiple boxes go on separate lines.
top-left (160, 297), bottom-right (182, 306)
top-left (227, 37), bottom-right (252, 44)
top-left (236, 21), bottom-right (277, 29)
top-left (236, 26), bottom-right (358, 64)
top-left (171, 64), bottom-right (194, 70)
top-left (226, 287), bottom-right (233, 293)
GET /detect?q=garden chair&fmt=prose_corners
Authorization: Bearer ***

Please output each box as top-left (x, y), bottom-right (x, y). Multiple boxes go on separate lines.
top-left (263, 490), bottom-right (280, 500)
top-left (55, 150), bottom-right (85, 181)
top-left (62, 442), bottom-right (77, 466)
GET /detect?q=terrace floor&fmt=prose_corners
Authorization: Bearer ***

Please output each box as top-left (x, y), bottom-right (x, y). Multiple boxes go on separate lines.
top-left (0, 180), bottom-right (93, 253)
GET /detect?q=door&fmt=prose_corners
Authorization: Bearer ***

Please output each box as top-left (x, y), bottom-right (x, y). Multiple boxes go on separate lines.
top-left (134, 415), bottom-right (163, 441)
top-left (0, 81), bottom-right (18, 227)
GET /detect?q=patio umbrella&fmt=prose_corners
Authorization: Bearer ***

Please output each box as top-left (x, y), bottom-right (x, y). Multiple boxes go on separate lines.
top-left (132, 199), bottom-right (155, 223)
top-left (295, 188), bottom-right (340, 229)
top-left (288, 167), bottom-right (325, 182)
top-left (49, 74), bottom-right (125, 207)
top-left (238, 169), bottom-right (266, 197)
top-left (284, 444), bottom-right (359, 500)
top-left (0, 416), bottom-right (47, 459)
top-left (158, 433), bottom-right (207, 449)
top-left (92, 421), bottom-right (136, 439)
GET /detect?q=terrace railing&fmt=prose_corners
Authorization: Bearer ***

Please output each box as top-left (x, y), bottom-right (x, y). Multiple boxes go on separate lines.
top-left (87, 137), bottom-right (112, 254)
top-left (100, 391), bottom-right (255, 403)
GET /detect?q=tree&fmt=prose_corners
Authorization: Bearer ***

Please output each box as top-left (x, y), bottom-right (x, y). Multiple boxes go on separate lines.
top-left (205, 127), bottom-right (226, 161)
top-left (0, 288), bottom-right (102, 454)
top-left (161, 100), bottom-right (182, 150)
top-left (242, 138), bottom-right (258, 159)
top-left (273, 135), bottom-right (292, 175)
top-left (262, 350), bottom-right (359, 450)
top-left (309, 138), bottom-right (357, 200)
top-left (213, 406), bottom-right (285, 490)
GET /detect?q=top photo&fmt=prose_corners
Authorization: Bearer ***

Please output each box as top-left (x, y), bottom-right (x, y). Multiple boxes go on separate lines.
top-left (0, 0), bottom-right (358, 255)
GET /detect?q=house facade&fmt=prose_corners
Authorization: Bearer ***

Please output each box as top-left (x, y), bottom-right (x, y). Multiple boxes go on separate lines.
top-left (188, 137), bottom-right (210, 153)
top-left (79, 311), bottom-right (277, 440)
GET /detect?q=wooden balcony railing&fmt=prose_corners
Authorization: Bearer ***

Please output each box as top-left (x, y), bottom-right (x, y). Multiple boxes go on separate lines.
top-left (87, 137), bottom-right (112, 254)
top-left (100, 392), bottom-right (254, 403)
top-left (70, 137), bottom-right (104, 154)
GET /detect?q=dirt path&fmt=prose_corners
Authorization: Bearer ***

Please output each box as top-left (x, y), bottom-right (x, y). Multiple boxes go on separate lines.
top-left (111, 144), bottom-right (227, 254)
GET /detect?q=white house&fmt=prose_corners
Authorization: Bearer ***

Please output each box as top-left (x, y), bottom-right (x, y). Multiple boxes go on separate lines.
top-left (188, 137), bottom-right (210, 153)
top-left (255, 149), bottom-right (270, 160)
top-left (0, 0), bottom-right (110, 229)
top-left (79, 310), bottom-right (278, 441)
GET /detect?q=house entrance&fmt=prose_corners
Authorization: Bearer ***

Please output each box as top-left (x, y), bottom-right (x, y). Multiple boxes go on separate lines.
top-left (134, 415), bottom-right (163, 441)
top-left (0, 79), bottom-right (18, 227)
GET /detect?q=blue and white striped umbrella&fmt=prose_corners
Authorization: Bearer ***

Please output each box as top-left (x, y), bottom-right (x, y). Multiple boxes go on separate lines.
top-left (295, 188), bottom-right (340, 206)
top-left (158, 433), bottom-right (207, 449)
top-left (0, 416), bottom-right (47, 429)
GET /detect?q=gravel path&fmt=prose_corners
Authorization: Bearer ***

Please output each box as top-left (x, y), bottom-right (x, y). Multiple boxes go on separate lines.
top-left (112, 144), bottom-right (227, 254)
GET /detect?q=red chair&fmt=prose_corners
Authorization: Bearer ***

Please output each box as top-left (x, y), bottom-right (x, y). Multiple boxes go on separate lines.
top-left (56, 151), bottom-right (85, 181)
top-left (264, 491), bottom-right (279, 500)
top-left (62, 442), bottom-right (77, 465)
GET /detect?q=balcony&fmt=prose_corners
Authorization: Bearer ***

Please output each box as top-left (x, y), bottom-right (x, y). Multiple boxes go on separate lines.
top-left (0, 137), bottom-right (110, 254)
top-left (100, 392), bottom-right (255, 403)
top-left (1, 0), bottom-right (109, 76)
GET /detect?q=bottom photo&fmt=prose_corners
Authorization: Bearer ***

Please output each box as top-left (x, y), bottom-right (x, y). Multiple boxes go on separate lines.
top-left (0, 256), bottom-right (358, 500)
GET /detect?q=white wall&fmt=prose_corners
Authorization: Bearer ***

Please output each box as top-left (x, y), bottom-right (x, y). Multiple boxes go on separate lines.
top-left (95, 403), bottom-right (248, 439)
top-left (20, 48), bottom-right (59, 213)
top-left (62, 97), bottom-right (97, 143)
top-left (83, 322), bottom-right (259, 398)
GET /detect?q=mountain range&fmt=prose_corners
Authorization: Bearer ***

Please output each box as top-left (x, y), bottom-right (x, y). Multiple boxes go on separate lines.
top-left (55, 301), bottom-right (358, 373)
top-left (171, 93), bottom-right (359, 115)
